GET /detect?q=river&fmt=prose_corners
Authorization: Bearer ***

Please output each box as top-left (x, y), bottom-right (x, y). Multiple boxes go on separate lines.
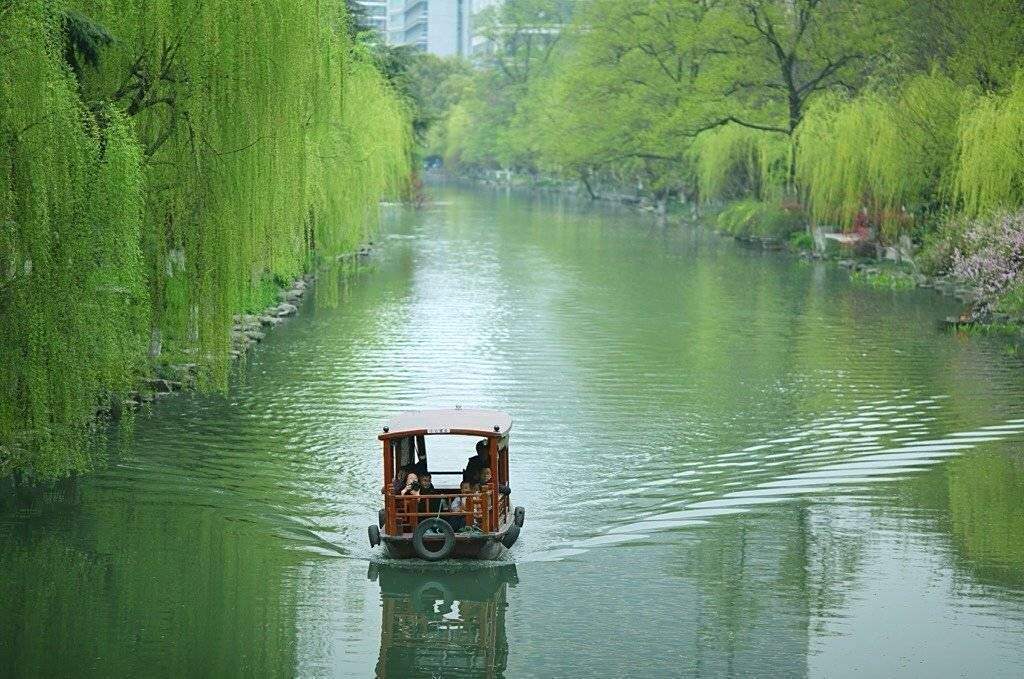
top-left (3, 184), bottom-right (1024, 678)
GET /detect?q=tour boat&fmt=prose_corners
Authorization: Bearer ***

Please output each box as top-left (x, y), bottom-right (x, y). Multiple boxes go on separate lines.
top-left (368, 408), bottom-right (524, 560)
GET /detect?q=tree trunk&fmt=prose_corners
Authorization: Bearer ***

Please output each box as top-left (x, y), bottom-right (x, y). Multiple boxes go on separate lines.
top-left (579, 168), bottom-right (598, 200)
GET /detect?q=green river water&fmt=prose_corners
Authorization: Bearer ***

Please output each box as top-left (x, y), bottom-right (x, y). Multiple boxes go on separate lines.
top-left (3, 185), bottom-right (1024, 678)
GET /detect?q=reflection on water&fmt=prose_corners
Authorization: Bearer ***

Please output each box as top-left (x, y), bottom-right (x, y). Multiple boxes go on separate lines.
top-left (0, 476), bottom-right (301, 678)
top-left (370, 563), bottom-right (516, 678)
top-left (3, 185), bottom-right (1024, 677)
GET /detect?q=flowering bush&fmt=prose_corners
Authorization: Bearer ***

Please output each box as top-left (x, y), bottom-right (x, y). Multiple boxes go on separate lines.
top-left (952, 210), bottom-right (1024, 309)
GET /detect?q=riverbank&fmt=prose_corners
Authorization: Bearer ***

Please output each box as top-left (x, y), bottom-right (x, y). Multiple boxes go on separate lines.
top-left (131, 276), bottom-right (314, 403)
top-left (0, 278), bottom-right (316, 487)
top-left (0, 245), bottom-right (375, 488)
top-left (109, 245), bottom-right (376, 415)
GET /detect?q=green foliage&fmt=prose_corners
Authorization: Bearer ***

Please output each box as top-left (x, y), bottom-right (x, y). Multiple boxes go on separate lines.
top-left (0, 4), bottom-right (148, 478)
top-left (849, 269), bottom-right (917, 290)
top-left (440, 0), bottom-right (581, 172)
top-left (797, 74), bottom-right (966, 238)
top-left (788, 231), bottom-right (814, 251)
top-left (900, 1), bottom-right (1024, 92)
top-left (953, 74), bottom-right (1024, 217)
top-left (996, 282), bottom-right (1024, 316)
top-left (917, 213), bottom-right (972, 275)
top-left (716, 200), bottom-right (804, 240)
top-left (1, 0), bottom-right (410, 479)
top-left (400, 53), bottom-right (471, 145)
top-left (436, 0), bottom-right (1024, 241)
top-left (61, 10), bottom-right (113, 76)
top-left (441, 0), bottom-right (908, 201)
top-left (691, 125), bottom-right (790, 203)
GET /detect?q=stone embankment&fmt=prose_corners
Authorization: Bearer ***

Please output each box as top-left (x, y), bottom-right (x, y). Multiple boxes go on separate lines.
top-left (113, 275), bottom-right (315, 414)
top-left (228, 275), bottom-right (311, 359)
top-left (834, 259), bottom-right (1024, 329)
top-left (108, 244), bottom-right (375, 418)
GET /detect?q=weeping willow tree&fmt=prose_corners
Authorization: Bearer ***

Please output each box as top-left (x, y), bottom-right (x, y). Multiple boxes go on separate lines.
top-left (953, 73), bottom-right (1024, 217)
top-left (0, 0), bottom-right (410, 480)
top-left (690, 125), bottom-right (791, 204)
top-left (0, 4), bottom-right (149, 478)
top-left (796, 75), bottom-right (966, 237)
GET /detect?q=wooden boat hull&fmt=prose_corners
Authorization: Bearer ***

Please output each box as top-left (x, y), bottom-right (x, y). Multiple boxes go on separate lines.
top-left (381, 521), bottom-right (519, 561)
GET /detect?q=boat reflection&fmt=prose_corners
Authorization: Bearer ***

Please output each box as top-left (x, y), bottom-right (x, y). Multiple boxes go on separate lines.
top-left (368, 562), bottom-right (518, 679)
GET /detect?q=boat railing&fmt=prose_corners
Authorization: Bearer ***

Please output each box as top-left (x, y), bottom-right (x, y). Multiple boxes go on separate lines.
top-left (387, 490), bottom-right (509, 534)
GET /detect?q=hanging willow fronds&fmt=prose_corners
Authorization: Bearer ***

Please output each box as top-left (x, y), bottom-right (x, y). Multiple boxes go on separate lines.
top-left (0, 0), bottom-right (410, 479)
top-left (690, 124), bottom-right (791, 204)
top-left (796, 74), bottom-right (967, 237)
top-left (953, 73), bottom-right (1024, 217)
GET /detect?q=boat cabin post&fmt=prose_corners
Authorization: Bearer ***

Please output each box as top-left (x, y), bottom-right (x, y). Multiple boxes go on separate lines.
top-left (383, 438), bottom-right (396, 535)
top-left (489, 435), bottom-right (498, 531)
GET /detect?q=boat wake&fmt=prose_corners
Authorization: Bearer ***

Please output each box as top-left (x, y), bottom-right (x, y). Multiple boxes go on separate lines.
top-left (525, 393), bottom-right (1024, 562)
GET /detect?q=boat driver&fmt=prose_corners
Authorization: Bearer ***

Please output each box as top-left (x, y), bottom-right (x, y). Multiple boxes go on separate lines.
top-left (463, 439), bottom-right (490, 482)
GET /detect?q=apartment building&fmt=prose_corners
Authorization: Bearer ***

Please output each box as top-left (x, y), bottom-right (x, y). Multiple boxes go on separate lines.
top-left (387, 0), bottom-right (472, 57)
top-left (353, 1), bottom-right (388, 33)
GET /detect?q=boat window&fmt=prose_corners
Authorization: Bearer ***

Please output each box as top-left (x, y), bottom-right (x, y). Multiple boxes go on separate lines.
top-left (418, 435), bottom-right (488, 484)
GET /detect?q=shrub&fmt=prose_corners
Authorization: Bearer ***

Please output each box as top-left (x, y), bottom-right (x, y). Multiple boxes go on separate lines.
top-left (995, 281), bottom-right (1024, 315)
top-left (917, 214), bottom-right (972, 275)
top-left (951, 210), bottom-right (1024, 309)
top-left (850, 269), bottom-right (917, 290)
top-left (716, 200), bottom-right (805, 240)
top-left (788, 231), bottom-right (814, 251)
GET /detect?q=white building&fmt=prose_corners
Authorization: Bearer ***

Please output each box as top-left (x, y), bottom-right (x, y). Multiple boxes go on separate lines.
top-left (387, 0), bottom-right (473, 57)
top-left (353, 1), bottom-right (388, 34)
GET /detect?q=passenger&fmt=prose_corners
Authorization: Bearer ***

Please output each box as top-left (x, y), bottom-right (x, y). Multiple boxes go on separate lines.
top-left (398, 471), bottom-right (421, 530)
top-left (399, 471), bottom-right (420, 496)
top-left (390, 464), bottom-right (414, 494)
top-left (418, 472), bottom-right (443, 513)
top-left (446, 480), bottom-right (473, 531)
top-left (463, 440), bottom-right (490, 481)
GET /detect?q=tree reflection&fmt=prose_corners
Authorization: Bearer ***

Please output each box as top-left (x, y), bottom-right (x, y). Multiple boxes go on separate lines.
top-left (947, 449), bottom-right (1024, 589)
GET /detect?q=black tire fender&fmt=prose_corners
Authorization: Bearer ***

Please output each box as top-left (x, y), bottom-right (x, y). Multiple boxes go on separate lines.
top-left (514, 506), bottom-right (525, 528)
top-left (501, 522), bottom-right (521, 548)
top-left (412, 518), bottom-right (456, 561)
top-left (368, 524), bottom-right (381, 547)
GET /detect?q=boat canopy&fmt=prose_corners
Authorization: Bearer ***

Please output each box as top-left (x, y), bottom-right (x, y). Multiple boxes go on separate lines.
top-left (380, 408), bottom-right (512, 439)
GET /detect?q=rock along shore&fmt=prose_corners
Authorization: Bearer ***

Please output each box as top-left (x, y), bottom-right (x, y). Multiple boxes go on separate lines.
top-left (116, 244), bottom-right (374, 414)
